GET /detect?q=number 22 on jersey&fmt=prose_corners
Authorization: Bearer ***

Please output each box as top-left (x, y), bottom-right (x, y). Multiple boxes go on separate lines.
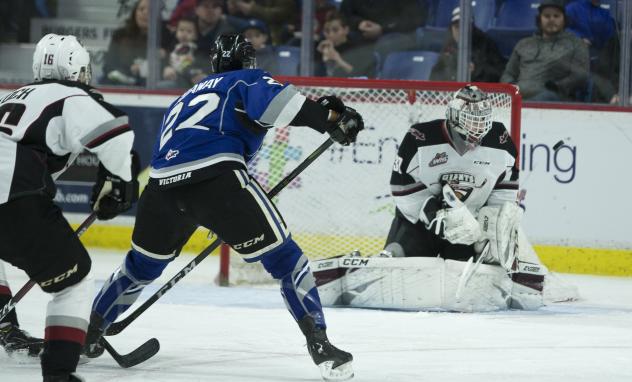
top-left (159, 93), bottom-right (220, 149)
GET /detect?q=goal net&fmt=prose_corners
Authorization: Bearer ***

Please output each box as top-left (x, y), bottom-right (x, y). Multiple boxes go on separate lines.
top-left (219, 78), bottom-right (521, 285)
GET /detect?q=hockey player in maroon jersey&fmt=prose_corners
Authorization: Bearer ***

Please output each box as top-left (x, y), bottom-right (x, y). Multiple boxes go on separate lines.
top-left (385, 85), bottom-right (521, 266)
top-left (0, 34), bottom-right (138, 381)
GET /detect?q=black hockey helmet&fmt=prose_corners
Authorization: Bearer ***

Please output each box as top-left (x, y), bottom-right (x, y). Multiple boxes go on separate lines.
top-left (210, 34), bottom-right (256, 73)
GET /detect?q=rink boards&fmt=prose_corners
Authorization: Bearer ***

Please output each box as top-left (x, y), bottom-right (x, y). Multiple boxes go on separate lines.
top-left (1, 84), bottom-right (631, 276)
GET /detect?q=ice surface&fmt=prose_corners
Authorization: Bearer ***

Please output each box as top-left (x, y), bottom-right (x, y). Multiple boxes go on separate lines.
top-left (2, 249), bottom-right (632, 382)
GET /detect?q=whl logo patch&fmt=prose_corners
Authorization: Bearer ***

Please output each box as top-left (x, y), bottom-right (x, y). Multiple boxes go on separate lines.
top-left (429, 152), bottom-right (448, 167)
top-left (408, 128), bottom-right (425, 141)
top-left (500, 130), bottom-right (509, 144)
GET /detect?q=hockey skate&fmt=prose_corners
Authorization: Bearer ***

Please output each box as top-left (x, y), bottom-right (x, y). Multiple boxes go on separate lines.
top-left (0, 323), bottom-right (44, 359)
top-left (43, 372), bottom-right (85, 382)
top-left (298, 316), bottom-right (354, 381)
top-left (82, 312), bottom-right (106, 359)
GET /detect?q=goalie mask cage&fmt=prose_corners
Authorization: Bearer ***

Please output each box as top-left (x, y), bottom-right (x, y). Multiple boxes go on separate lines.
top-left (218, 78), bottom-right (521, 285)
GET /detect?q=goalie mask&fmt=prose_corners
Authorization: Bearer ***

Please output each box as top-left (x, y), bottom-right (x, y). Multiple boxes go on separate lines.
top-left (445, 85), bottom-right (493, 146)
top-left (33, 33), bottom-right (92, 85)
top-left (210, 34), bottom-right (256, 73)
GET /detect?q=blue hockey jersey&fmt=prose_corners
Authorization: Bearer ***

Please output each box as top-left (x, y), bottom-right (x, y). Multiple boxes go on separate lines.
top-left (149, 69), bottom-right (307, 186)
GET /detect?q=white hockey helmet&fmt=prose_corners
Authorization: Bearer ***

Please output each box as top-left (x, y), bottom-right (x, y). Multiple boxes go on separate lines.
top-left (445, 85), bottom-right (493, 144)
top-left (32, 33), bottom-right (92, 84)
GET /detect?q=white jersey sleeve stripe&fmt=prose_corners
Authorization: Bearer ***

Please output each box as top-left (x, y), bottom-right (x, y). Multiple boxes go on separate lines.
top-left (79, 115), bottom-right (129, 148)
top-left (259, 85), bottom-right (306, 128)
top-left (391, 182), bottom-right (427, 196)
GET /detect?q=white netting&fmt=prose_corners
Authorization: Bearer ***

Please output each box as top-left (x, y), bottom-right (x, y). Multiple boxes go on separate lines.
top-left (224, 80), bottom-right (518, 285)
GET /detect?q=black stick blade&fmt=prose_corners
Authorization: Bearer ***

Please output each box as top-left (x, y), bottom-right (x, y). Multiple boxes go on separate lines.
top-left (102, 337), bottom-right (160, 368)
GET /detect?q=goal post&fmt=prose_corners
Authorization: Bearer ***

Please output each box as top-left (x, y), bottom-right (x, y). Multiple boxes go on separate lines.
top-left (219, 78), bottom-right (522, 285)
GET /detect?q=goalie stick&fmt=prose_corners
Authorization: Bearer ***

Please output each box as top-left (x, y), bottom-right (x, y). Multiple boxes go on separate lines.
top-left (455, 140), bottom-right (565, 301)
top-left (455, 241), bottom-right (491, 300)
top-left (0, 212), bottom-right (97, 322)
top-left (105, 138), bottom-right (335, 341)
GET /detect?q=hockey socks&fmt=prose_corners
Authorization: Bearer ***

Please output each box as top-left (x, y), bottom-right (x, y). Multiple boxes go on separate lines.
top-left (261, 241), bottom-right (326, 327)
top-left (41, 275), bottom-right (91, 378)
top-left (259, 241), bottom-right (353, 380)
top-left (92, 249), bottom-right (170, 329)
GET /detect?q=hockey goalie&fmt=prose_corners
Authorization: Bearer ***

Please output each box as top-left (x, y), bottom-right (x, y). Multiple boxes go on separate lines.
top-left (313, 85), bottom-right (573, 312)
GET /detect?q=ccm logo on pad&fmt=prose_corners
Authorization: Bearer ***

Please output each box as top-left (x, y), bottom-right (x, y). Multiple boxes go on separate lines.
top-left (234, 234), bottom-right (265, 249)
top-left (342, 258), bottom-right (369, 266)
top-left (39, 264), bottom-right (78, 287)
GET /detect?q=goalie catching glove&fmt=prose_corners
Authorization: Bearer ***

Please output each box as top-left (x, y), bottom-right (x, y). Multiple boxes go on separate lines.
top-left (90, 151), bottom-right (140, 220)
top-left (423, 184), bottom-right (483, 245)
top-left (317, 95), bottom-right (364, 146)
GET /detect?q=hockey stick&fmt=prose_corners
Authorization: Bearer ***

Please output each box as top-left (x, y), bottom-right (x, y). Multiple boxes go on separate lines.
top-left (100, 337), bottom-right (160, 368)
top-left (0, 212), bottom-right (97, 322)
top-left (455, 241), bottom-right (490, 300)
top-left (105, 137), bottom-right (335, 337)
top-left (0, 211), bottom-right (158, 368)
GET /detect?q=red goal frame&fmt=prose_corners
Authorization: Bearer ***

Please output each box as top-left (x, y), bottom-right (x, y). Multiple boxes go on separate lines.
top-left (218, 77), bottom-right (522, 286)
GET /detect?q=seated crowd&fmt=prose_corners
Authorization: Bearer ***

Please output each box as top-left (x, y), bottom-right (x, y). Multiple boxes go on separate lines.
top-left (0, 0), bottom-right (624, 103)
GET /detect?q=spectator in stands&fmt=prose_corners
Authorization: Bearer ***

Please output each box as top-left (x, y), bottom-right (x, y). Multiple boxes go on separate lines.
top-left (0, 0), bottom-right (50, 43)
top-left (592, 33), bottom-right (622, 104)
top-left (103, 0), bottom-right (174, 86)
top-left (280, 0), bottom-right (337, 47)
top-left (227, 0), bottom-right (296, 45)
top-left (163, 16), bottom-right (199, 87)
top-left (430, 7), bottom-right (505, 83)
top-left (169, 0), bottom-right (197, 29)
top-left (317, 12), bottom-right (376, 78)
top-left (500, 0), bottom-right (589, 102)
top-left (241, 18), bottom-right (278, 74)
top-left (173, 0), bottom-right (238, 86)
top-left (339, 0), bottom-right (427, 57)
top-left (565, 0), bottom-right (616, 59)
top-left (196, 0), bottom-right (237, 56)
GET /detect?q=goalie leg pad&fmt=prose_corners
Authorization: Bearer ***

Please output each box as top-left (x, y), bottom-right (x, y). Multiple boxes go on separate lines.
top-left (261, 240), bottom-right (326, 329)
top-left (92, 248), bottom-right (171, 329)
top-left (477, 202), bottom-right (523, 270)
top-left (509, 260), bottom-right (545, 310)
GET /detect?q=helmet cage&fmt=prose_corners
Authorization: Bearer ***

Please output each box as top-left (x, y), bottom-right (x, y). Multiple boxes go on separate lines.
top-left (446, 86), bottom-right (493, 144)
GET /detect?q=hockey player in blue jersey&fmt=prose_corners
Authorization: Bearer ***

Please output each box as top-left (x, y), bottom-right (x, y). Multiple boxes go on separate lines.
top-left (84, 34), bottom-right (363, 380)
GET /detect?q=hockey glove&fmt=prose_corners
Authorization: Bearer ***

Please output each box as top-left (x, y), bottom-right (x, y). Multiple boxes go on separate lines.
top-left (317, 95), bottom-right (346, 114)
top-left (90, 151), bottom-right (140, 220)
top-left (428, 184), bottom-right (482, 245)
top-left (326, 106), bottom-right (364, 146)
top-left (419, 195), bottom-right (443, 233)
